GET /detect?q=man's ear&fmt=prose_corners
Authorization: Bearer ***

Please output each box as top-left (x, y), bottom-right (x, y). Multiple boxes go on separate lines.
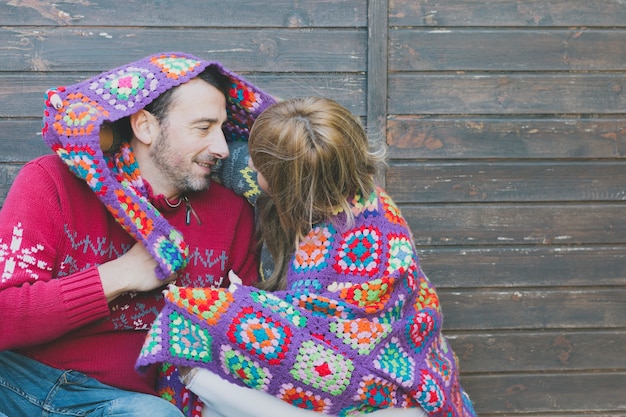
top-left (130, 109), bottom-right (158, 145)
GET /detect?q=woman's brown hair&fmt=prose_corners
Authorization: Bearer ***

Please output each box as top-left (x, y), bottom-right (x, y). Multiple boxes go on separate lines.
top-left (249, 97), bottom-right (386, 291)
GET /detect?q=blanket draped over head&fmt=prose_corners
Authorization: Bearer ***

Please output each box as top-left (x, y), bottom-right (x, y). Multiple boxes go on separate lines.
top-left (41, 52), bottom-right (275, 280)
top-left (136, 187), bottom-right (477, 417)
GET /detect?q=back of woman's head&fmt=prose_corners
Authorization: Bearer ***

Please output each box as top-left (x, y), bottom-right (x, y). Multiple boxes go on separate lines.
top-left (249, 96), bottom-right (384, 242)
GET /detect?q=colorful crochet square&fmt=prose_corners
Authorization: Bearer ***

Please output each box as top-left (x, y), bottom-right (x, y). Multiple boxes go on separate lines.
top-left (227, 306), bottom-right (292, 365)
top-left (413, 369), bottom-right (445, 413)
top-left (399, 392), bottom-right (422, 409)
top-left (329, 317), bottom-right (392, 355)
top-left (403, 259), bottom-right (420, 293)
top-left (290, 340), bottom-right (354, 396)
top-left (167, 286), bottom-right (234, 326)
top-left (427, 344), bottom-right (453, 386)
top-left (386, 234), bottom-right (414, 275)
top-left (219, 345), bottom-right (272, 390)
top-left (153, 233), bottom-right (187, 275)
top-left (339, 276), bottom-right (394, 314)
top-left (380, 296), bottom-right (405, 324)
top-left (90, 66), bottom-right (157, 111)
top-left (55, 145), bottom-right (106, 195)
top-left (293, 224), bottom-right (335, 272)
top-left (415, 275), bottom-right (441, 312)
top-left (289, 278), bottom-right (323, 297)
top-left (140, 313), bottom-right (164, 357)
top-left (405, 311), bottom-right (437, 355)
top-left (168, 311), bottom-right (212, 363)
top-left (287, 293), bottom-right (354, 320)
top-left (112, 143), bottom-right (143, 191)
top-left (278, 383), bottom-right (333, 413)
top-left (250, 291), bottom-right (308, 327)
top-left (114, 188), bottom-right (155, 234)
top-left (151, 55), bottom-right (201, 80)
top-left (333, 225), bottom-right (382, 277)
top-left (354, 375), bottom-right (397, 408)
top-left (338, 404), bottom-right (380, 417)
top-left (378, 188), bottom-right (407, 227)
top-left (350, 191), bottom-right (379, 218)
top-left (374, 337), bottom-right (416, 387)
top-left (229, 79), bottom-right (263, 112)
top-left (52, 92), bottom-right (107, 138)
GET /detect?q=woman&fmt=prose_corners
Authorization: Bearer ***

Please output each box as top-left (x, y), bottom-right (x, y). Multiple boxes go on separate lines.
top-left (137, 97), bottom-right (477, 417)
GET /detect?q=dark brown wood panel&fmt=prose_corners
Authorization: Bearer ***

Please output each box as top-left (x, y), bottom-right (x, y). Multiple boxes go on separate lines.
top-left (475, 414), bottom-right (626, 417)
top-left (388, 73), bottom-right (626, 115)
top-left (401, 204), bottom-right (626, 246)
top-left (387, 116), bottom-right (626, 159)
top-left (448, 330), bottom-right (626, 373)
top-left (0, 165), bottom-right (23, 207)
top-left (0, 120), bottom-right (50, 163)
top-left (389, 0), bottom-right (626, 27)
top-left (387, 162), bottom-right (626, 203)
top-left (0, 0), bottom-right (366, 27)
top-left (0, 74), bottom-right (367, 119)
top-left (0, 28), bottom-right (366, 73)
top-left (472, 414), bottom-right (626, 417)
top-left (438, 288), bottom-right (626, 330)
top-left (462, 373), bottom-right (626, 415)
top-left (418, 246), bottom-right (626, 288)
top-left (390, 29), bottom-right (626, 71)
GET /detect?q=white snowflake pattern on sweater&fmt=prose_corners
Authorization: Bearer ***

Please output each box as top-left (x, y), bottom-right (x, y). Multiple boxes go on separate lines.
top-left (0, 222), bottom-right (52, 283)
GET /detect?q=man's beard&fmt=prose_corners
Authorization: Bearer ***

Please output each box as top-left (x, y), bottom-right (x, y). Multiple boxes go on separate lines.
top-left (150, 130), bottom-right (212, 194)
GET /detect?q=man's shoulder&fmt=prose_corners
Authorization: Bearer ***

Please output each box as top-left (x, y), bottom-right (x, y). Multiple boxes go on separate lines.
top-left (18, 154), bottom-right (92, 194)
top-left (25, 154), bottom-right (71, 175)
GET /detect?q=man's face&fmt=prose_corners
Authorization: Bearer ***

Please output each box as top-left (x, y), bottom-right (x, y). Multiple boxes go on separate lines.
top-left (150, 78), bottom-right (229, 195)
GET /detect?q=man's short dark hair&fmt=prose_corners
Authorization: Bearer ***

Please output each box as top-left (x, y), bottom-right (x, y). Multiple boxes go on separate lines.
top-left (106, 66), bottom-right (231, 151)
top-left (143, 66), bottom-right (231, 124)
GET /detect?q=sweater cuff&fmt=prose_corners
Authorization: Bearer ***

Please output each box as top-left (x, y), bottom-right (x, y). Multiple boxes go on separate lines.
top-left (58, 266), bottom-right (110, 327)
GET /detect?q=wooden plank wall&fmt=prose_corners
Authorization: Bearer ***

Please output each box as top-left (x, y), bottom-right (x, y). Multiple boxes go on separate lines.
top-left (1, 1), bottom-right (625, 416)
top-left (0, 0), bottom-right (369, 198)
top-left (386, 1), bottom-right (626, 416)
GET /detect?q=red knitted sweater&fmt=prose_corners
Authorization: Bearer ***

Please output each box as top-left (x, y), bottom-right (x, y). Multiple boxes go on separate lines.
top-left (0, 155), bottom-right (259, 395)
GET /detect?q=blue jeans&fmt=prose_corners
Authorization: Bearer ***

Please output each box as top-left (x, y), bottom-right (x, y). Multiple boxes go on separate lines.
top-left (0, 351), bottom-right (183, 417)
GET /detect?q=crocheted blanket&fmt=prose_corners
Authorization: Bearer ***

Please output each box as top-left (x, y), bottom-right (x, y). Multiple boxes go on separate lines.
top-left (136, 187), bottom-right (477, 417)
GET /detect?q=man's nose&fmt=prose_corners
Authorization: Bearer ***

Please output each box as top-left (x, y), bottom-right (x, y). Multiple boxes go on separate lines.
top-left (210, 130), bottom-right (230, 159)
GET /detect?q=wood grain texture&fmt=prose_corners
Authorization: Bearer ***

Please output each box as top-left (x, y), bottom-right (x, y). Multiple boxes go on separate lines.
top-left (438, 288), bottom-right (626, 330)
top-left (387, 162), bottom-right (626, 202)
top-left (0, 27), bottom-right (366, 73)
top-left (389, 0), bottom-right (626, 27)
top-left (387, 116), bottom-right (626, 159)
top-left (448, 330), bottom-right (626, 372)
top-left (390, 29), bottom-right (626, 71)
top-left (388, 73), bottom-right (626, 115)
top-left (417, 246), bottom-right (626, 288)
top-left (0, 0), bottom-right (367, 27)
top-left (0, 74), bottom-right (367, 119)
top-left (401, 204), bottom-right (626, 246)
top-left (462, 373), bottom-right (626, 414)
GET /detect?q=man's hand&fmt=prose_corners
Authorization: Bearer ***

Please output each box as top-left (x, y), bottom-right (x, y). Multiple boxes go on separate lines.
top-left (228, 270), bottom-right (242, 292)
top-left (98, 242), bottom-right (178, 302)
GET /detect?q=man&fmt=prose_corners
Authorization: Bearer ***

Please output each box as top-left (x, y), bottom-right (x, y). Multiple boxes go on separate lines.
top-left (0, 52), bottom-right (274, 416)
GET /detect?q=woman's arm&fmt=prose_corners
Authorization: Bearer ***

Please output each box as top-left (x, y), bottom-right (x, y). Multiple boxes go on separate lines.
top-left (185, 368), bottom-right (427, 417)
